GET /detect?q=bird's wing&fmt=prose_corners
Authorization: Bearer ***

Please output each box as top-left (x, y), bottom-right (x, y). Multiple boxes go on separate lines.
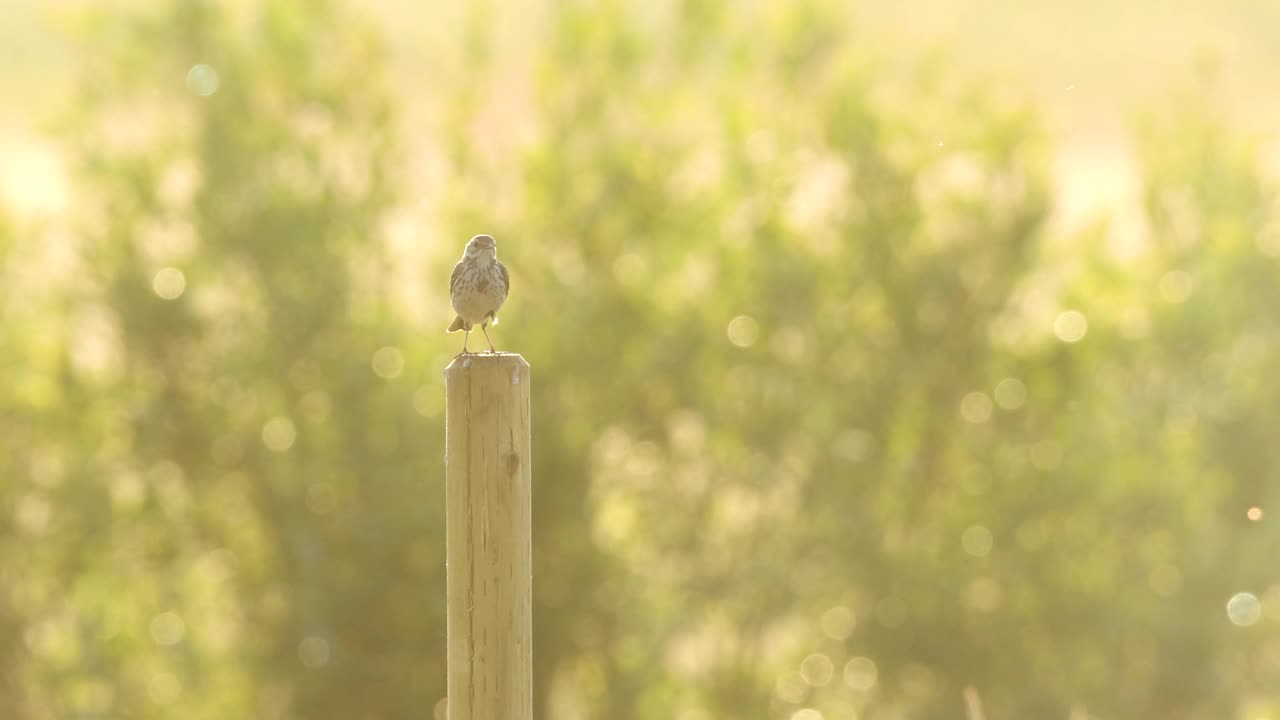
top-left (497, 260), bottom-right (510, 297)
top-left (450, 261), bottom-right (464, 294)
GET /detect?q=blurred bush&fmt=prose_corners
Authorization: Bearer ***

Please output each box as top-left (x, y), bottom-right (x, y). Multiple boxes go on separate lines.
top-left (1, 0), bottom-right (1277, 718)
top-left (8, 2), bottom-right (437, 718)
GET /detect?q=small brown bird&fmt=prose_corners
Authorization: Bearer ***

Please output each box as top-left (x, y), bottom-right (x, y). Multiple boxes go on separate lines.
top-left (447, 234), bottom-right (509, 354)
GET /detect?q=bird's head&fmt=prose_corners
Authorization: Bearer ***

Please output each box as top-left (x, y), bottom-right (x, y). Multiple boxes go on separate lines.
top-left (464, 234), bottom-right (498, 262)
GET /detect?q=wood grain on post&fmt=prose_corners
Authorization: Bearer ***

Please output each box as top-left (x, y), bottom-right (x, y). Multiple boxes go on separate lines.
top-left (444, 352), bottom-right (532, 720)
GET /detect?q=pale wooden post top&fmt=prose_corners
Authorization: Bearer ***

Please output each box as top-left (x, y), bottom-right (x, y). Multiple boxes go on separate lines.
top-left (444, 352), bottom-right (530, 374)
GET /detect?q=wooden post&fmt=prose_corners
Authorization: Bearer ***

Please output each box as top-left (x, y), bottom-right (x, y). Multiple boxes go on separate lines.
top-left (445, 352), bottom-right (532, 720)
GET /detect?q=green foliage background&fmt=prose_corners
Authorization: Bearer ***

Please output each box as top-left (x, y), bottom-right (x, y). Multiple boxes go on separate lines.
top-left (3, 1), bottom-right (1279, 718)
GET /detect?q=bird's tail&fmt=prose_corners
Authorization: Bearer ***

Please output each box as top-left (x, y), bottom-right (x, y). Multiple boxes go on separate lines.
top-left (486, 311), bottom-right (499, 326)
top-left (447, 315), bottom-right (466, 333)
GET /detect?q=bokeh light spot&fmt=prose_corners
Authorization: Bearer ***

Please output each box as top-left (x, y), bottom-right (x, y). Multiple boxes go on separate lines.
top-left (669, 410), bottom-right (708, 452)
top-left (612, 252), bottom-right (646, 286)
top-left (771, 326), bottom-right (811, 363)
top-left (262, 416), bottom-right (297, 452)
top-left (819, 605), bottom-right (856, 640)
top-left (960, 392), bottom-right (993, 423)
top-left (111, 472), bottom-right (147, 509)
top-left (149, 611), bottom-right (185, 646)
top-left (994, 377), bottom-right (1027, 410)
top-left (1029, 440), bottom-right (1062, 471)
top-left (727, 315), bottom-right (760, 348)
top-left (148, 672), bottom-right (181, 704)
top-left (371, 346), bottom-right (405, 379)
top-left (73, 679), bottom-right (114, 714)
top-left (962, 525), bottom-right (994, 557)
top-left (775, 671), bottom-right (807, 704)
top-left (299, 391), bottom-right (332, 423)
top-left (1054, 310), bottom-right (1088, 343)
top-left (901, 663), bottom-right (938, 697)
top-left (306, 483), bottom-right (337, 514)
top-left (289, 359), bottom-right (322, 390)
top-left (195, 547), bottom-right (238, 583)
top-left (211, 434), bottom-right (246, 467)
top-left (1256, 223), bottom-right (1280, 256)
top-left (835, 428), bottom-right (873, 462)
top-left (800, 653), bottom-right (834, 686)
top-left (965, 577), bottom-right (1003, 612)
top-left (16, 493), bottom-right (51, 535)
top-left (1227, 592), bottom-right (1262, 627)
top-left (1148, 563), bottom-right (1182, 597)
top-left (152, 267), bottom-right (186, 300)
top-left (186, 64), bottom-right (220, 96)
top-left (1248, 506), bottom-right (1264, 522)
top-left (843, 656), bottom-right (878, 691)
top-left (298, 636), bottom-right (331, 667)
top-left (1158, 270), bottom-right (1194, 303)
top-left (1118, 306), bottom-right (1150, 340)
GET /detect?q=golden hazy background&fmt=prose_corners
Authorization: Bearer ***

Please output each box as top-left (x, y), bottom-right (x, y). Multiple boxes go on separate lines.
top-left (2, 1), bottom-right (1279, 719)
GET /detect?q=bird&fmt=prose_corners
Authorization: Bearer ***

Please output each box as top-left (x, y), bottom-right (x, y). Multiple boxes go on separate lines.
top-left (447, 234), bottom-right (509, 355)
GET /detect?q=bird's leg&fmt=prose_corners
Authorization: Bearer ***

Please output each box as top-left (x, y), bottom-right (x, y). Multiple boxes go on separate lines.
top-left (481, 322), bottom-right (497, 353)
top-left (455, 329), bottom-right (471, 357)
